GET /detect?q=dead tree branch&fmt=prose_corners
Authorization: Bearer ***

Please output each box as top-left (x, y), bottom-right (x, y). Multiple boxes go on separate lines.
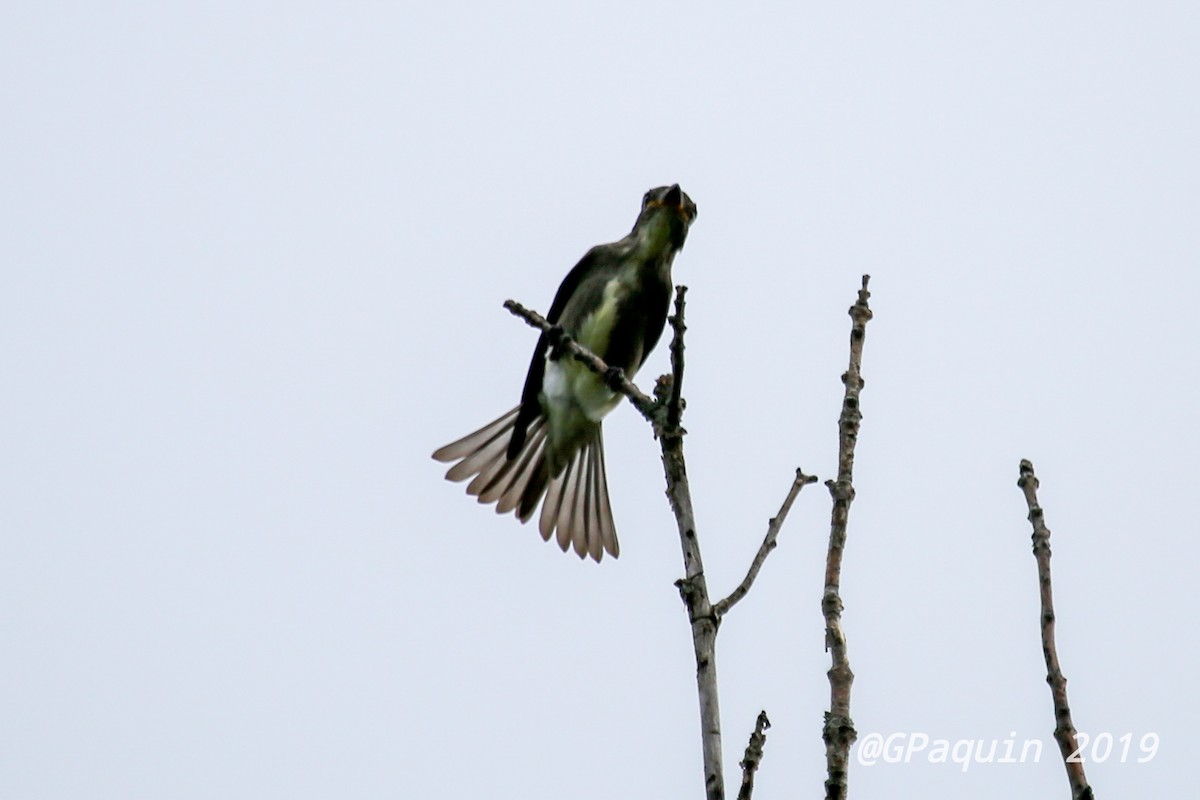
top-left (654, 287), bottom-right (725, 800)
top-left (822, 275), bottom-right (872, 800)
top-left (1017, 460), bottom-right (1095, 800)
top-left (735, 711), bottom-right (772, 800)
top-left (505, 288), bottom-right (813, 799)
top-left (503, 299), bottom-right (659, 424)
top-left (715, 469), bottom-right (818, 618)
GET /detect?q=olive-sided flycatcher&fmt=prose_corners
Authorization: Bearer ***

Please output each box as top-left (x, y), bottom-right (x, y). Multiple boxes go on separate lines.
top-left (433, 184), bottom-right (697, 562)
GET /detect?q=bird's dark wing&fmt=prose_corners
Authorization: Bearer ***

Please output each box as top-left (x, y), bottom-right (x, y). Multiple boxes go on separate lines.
top-left (635, 273), bottom-right (672, 370)
top-left (507, 246), bottom-right (608, 459)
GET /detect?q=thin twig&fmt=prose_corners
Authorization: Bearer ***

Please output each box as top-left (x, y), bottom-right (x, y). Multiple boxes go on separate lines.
top-left (735, 711), bottom-right (772, 800)
top-left (503, 299), bottom-right (659, 423)
top-left (715, 468), bottom-right (818, 618)
top-left (665, 286), bottom-right (688, 432)
top-left (822, 275), bottom-right (872, 800)
top-left (1017, 460), bottom-right (1095, 800)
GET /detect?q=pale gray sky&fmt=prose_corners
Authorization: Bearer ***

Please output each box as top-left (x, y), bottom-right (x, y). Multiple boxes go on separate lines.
top-left (2, 3), bottom-right (1196, 798)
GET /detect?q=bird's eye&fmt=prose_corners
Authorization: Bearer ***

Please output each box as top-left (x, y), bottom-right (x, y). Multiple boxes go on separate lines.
top-left (643, 189), bottom-right (656, 206)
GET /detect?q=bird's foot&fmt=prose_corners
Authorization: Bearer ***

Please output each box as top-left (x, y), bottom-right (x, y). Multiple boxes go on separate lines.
top-left (547, 325), bottom-right (572, 360)
top-left (604, 366), bottom-right (627, 391)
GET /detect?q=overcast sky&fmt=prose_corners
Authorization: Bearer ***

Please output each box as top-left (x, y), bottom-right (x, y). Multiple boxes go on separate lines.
top-left (3, 3), bottom-right (1197, 798)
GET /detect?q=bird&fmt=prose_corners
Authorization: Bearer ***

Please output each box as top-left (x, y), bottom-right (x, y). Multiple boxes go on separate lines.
top-left (432, 184), bottom-right (698, 562)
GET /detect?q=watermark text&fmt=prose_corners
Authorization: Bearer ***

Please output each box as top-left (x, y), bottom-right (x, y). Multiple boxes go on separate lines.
top-left (855, 731), bottom-right (1159, 771)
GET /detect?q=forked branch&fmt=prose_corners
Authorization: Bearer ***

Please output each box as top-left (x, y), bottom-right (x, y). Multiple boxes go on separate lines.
top-left (504, 288), bottom-right (814, 800)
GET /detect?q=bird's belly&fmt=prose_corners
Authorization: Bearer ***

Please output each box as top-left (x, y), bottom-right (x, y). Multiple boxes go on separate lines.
top-left (543, 358), bottom-right (619, 425)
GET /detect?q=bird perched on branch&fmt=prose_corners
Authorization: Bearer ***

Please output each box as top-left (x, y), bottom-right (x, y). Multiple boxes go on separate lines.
top-left (433, 184), bottom-right (698, 561)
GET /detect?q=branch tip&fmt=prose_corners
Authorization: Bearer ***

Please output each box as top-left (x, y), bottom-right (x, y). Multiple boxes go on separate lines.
top-left (822, 278), bottom-right (873, 799)
top-left (714, 469), bottom-right (816, 618)
top-left (735, 710), bottom-right (772, 800)
top-left (1016, 460), bottom-right (1093, 799)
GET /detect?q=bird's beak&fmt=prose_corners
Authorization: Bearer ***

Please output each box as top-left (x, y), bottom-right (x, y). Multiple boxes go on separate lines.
top-left (644, 184), bottom-right (695, 224)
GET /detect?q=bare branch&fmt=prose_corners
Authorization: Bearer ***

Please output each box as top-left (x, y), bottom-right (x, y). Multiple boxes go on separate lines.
top-left (714, 468), bottom-right (818, 618)
top-left (503, 299), bottom-right (659, 423)
top-left (1017, 460), bottom-right (1095, 800)
top-left (654, 286), bottom-right (725, 800)
top-left (822, 274), bottom-right (872, 800)
top-left (735, 711), bottom-right (772, 800)
top-left (504, 288), bottom-right (792, 800)
top-left (665, 285), bottom-right (688, 432)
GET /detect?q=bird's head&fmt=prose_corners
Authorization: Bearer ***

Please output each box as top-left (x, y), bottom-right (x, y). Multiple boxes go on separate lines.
top-left (630, 184), bottom-right (697, 255)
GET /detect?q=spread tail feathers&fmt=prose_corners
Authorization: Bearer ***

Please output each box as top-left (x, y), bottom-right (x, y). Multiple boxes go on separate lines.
top-left (432, 408), bottom-right (619, 561)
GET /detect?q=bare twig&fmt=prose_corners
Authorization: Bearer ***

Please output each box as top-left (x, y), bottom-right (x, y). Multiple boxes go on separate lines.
top-left (1017, 460), bottom-right (1095, 800)
top-left (715, 468), bottom-right (818, 618)
top-left (735, 711), bottom-right (772, 800)
top-left (654, 286), bottom-right (724, 800)
top-left (822, 275), bottom-right (872, 800)
top-left (665, 285), bottom-right (688, 432)
top-left (503, 299), bottom-right (659, 423)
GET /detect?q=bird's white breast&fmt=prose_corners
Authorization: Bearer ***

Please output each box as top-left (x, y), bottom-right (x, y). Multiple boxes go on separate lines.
top-left (543, 356), bottom-right (619, 425)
